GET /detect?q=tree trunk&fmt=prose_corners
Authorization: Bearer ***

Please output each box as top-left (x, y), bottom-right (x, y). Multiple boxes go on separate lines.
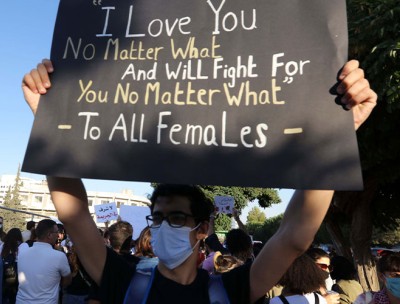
top-left (325, 216), bottom-right (352, 260)
top-left (334, 175), bottom-right (379, 291)
top-left (350, 189), bottom-right (379, 291)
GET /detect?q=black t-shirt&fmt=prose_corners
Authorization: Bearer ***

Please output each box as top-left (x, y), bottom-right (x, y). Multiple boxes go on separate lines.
top-left (147, 267), bottom-right (210, 304)
top-left (100, 248), bottom-right (264, 304)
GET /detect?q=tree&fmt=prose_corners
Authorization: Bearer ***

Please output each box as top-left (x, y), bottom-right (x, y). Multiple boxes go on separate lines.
top-left (2, 166), bottom-right (26, 231)
top-left (371, 219), bottom-right (400, 247)
top-left (247, 214), bottom-right (283, 243)
top-left (326, 0), bottom-right (400, 291)
top-left (199, 185), bottom-right (280, 231)
top-left (247, 206), bottom-right (266, 224)
top-left (213, 213), bottom-right (233, 232)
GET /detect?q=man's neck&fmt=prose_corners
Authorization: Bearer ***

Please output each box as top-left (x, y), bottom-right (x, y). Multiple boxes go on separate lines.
top-left (157, 252), bottom-right (199, 285)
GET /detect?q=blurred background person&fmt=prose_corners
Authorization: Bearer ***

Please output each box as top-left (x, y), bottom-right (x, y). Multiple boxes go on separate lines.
top-left (355, 252), bottom-right (400, 304)
top-left (134, 226), bottom-right (158, 272)
top-left (21, 221), bottom-right (35, 243)
top-left (271, 254), bottom-right (329, 304)
top-left (307, 247), bottom-right (335, 291)
top-left (1, 228), bottom-right (23, 304)
top-left (330, 256), bottom-right (363, 304)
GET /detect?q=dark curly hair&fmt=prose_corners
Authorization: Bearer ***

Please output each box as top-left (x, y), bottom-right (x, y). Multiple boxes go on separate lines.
top-left (306, 247), bottom-right (330, 262)
top-left (279, 254), bottom-right (326, 294)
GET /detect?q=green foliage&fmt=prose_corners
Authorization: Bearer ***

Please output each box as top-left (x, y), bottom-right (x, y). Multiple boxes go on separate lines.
top-left (347, 0), bottom-right (400, 231)
top-left (200, 185), bottom-right (281, 210)
top-left (372, 219), bottom-right (400, 247)
top-left (247, 214), bottom-right (283, 243)
top-left (2, 167), bottom-right (26, 231)
top-left (199, 186), bottom-right (280, 231)
top-left (348, 0), bottom-right (400, 113)
top-left (348, 0), bottom-right (400, 183)
top-left (247, 214), bottom-right (335, 245)
top-left (149, 184), bottom-right (281, 211)
top-left (214, 213), bottom-right (232, 232)
top-left (247, 206), bottom-right (266, 224)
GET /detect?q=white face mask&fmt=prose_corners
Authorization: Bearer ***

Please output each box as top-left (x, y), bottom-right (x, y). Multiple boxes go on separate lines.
top-left (150, 221), bottom-right (200, 270)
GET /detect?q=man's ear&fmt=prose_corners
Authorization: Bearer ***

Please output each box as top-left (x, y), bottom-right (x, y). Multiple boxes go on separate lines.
top-left (196, 221), bottom-right (209, 239)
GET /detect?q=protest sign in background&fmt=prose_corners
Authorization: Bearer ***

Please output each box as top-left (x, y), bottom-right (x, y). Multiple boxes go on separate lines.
top-left (94, 202), bottom-right (118, 223)
top-left (119, 205), bottom-right (150, 239)
top-left (22, 0), bottom-right (362, 190)
top-left (214, 196), bottom-right (235, 214)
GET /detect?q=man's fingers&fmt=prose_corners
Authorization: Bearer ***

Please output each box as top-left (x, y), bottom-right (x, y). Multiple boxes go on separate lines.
top-left (42, 58), bottom-right (54, 73)
top-left (338, 59), bottom-right (359, 80)
top-left (37, 63), bottom-right (52, 89)
top-left (341, 78), bottom-right (370, 109)
top-left (22, 73), bottom-right (39, 94)
top-left (29, 68), bottom-right (48, 94)
top-left (352, 88), bottom-right (377, 130)
top-left (337, 67), bottom-right (364, 95)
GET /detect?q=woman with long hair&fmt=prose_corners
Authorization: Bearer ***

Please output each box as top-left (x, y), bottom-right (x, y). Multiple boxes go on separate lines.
top-left (134, 227), bottom-right (158, 272)
top-left (1, 228), bottom-right (23, 304)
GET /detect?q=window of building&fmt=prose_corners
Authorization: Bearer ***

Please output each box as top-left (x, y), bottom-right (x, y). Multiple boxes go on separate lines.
top-left (33, 195), bottom-right (43, 204)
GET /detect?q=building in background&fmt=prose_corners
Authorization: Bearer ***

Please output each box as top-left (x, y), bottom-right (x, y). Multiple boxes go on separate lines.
top-left (0, 175), bottom-right (150, 223)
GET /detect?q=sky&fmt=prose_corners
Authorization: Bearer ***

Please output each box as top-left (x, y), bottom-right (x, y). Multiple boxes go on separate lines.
top-left (0, 1), bottom-right (293, 222)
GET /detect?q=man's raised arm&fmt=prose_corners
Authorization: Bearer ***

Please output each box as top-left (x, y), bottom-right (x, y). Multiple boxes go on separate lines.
top-left (249, 60), bottom-right (377, 303)
top-left (22, 59), bottom-right (106, 285)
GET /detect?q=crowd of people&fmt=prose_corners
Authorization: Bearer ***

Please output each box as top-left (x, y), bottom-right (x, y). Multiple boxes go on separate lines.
top-left (1, 210), bottom-right (400, 304)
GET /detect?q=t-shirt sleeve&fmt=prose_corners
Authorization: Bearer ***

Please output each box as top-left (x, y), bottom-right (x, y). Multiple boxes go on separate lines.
top-left (59, 252), bottom-right (72, 277)
top-left (99, 247), bottom-right (136, 304)
top-left (222, 263), bottom-right (264, 304)
top-left (202, 253), bottom-right (215, 273)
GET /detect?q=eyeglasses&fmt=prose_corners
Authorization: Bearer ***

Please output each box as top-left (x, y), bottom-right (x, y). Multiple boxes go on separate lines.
top-left (317, 263), bottom-right (333, 272)
top-left (146, 212), bottom-right (195, 228)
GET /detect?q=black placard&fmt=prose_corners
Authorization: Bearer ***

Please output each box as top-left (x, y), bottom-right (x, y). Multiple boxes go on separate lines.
top-left (23, 0), bottom-right (362, 190)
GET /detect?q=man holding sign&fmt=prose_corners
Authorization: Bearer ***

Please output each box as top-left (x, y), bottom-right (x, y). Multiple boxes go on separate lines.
top-left (21, 59), bottom-right (376, 303)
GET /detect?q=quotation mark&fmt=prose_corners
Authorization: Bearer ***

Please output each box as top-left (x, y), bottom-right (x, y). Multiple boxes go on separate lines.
top-left (283, 76), bottom-right (293, 84)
